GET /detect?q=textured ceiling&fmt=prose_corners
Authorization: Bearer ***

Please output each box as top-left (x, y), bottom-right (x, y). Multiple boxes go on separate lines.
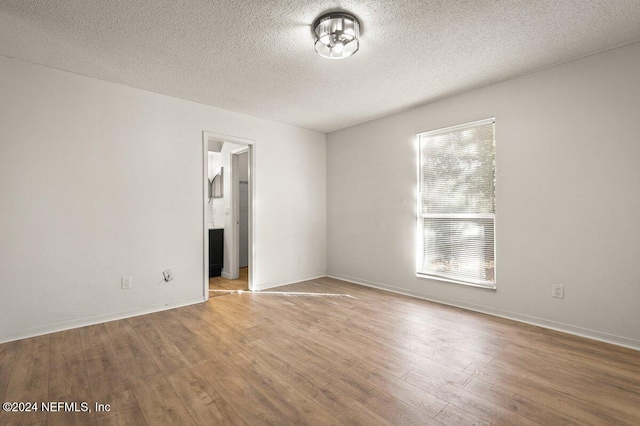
top-left (1, 1), bottom-right (640, 133)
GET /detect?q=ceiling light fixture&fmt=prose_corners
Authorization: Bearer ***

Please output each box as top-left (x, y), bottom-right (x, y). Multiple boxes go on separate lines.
top-left (313, 12), bottom-right (360, 59)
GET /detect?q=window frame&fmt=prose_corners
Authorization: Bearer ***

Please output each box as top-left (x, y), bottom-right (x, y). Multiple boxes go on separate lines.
top-left (416, 118), bottom-right (497, 290)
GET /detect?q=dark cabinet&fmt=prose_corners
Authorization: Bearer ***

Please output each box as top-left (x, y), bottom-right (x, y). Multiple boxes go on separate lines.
top-left (209, 229), bottom-right (224, 277)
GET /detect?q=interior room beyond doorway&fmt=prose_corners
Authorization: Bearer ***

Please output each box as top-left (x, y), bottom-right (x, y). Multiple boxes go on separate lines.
top-left (206, 139), bottom-right (250, 296)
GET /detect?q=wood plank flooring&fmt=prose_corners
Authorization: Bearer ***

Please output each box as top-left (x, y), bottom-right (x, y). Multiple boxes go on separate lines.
top-left (1, 276), bottom-right (639, 425)
top-left (209, 267), bottom-right (249, 296)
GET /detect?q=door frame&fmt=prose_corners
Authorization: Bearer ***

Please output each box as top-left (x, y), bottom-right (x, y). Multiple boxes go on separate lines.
top-left (202, 131), bottom-right (255, 300)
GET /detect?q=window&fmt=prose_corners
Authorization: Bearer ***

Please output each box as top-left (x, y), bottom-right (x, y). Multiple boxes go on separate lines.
top-left (417, 118), bottom-right (496, 289)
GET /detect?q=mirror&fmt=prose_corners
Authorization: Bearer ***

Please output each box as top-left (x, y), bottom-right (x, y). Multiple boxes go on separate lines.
top-left (208, 167), bottom-right (223, 202)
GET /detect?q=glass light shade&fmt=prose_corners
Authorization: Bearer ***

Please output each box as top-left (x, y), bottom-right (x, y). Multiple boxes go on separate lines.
top-left (313, 12), bottom-right (360, 59)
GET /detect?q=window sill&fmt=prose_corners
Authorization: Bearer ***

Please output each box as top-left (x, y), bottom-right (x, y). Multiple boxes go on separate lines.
top-left (416, 273), bottom-right (496, 290)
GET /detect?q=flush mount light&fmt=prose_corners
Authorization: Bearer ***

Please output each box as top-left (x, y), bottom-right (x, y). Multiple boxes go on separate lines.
top-left (313, 12), bottom-right (360, 59)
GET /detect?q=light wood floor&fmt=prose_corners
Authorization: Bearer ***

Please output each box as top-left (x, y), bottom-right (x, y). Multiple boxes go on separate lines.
top-left (209, 267), bottom-right (249, 297)
top-left (1, 277), bottom-right (639, 425)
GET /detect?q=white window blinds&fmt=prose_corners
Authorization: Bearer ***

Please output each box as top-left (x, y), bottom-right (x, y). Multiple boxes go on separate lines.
top-left (417, 118), bottom-right (496, 288)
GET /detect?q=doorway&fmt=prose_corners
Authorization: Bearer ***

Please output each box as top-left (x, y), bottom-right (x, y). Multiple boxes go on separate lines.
top-left (202, 131), bottom-right (254, 299)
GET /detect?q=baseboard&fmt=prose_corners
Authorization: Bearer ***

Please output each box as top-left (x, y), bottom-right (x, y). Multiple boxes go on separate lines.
top-left (221, 271), bottom-right (232, 279)
top-left (252, 274), bottom-right (327, 292)
top-left (327, 273), bottom-right (640, 352)
top-left (0, 295), bottom-right (205, 344)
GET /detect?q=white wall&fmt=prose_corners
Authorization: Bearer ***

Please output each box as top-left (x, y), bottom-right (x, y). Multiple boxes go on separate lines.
top-left (327, 42), bottom-right (640, 349)
top-left (207, 151), bottom-right (223, 228)
top-left (0, 56), bottom-right (326, 343)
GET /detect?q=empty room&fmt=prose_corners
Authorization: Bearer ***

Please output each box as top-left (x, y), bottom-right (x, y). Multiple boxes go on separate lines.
top-left (1, 1), bottom-right (639, 425)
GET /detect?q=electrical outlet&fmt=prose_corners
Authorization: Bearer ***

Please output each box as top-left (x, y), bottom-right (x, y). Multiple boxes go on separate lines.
top-left (163, 269), bottom-right (174, 282)
top-left (552, 284), bottom-right (564, 299)
top-left (121, 276), bottom-right (132, 289)
top-left (298, 255), bottom-right (302, 264)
